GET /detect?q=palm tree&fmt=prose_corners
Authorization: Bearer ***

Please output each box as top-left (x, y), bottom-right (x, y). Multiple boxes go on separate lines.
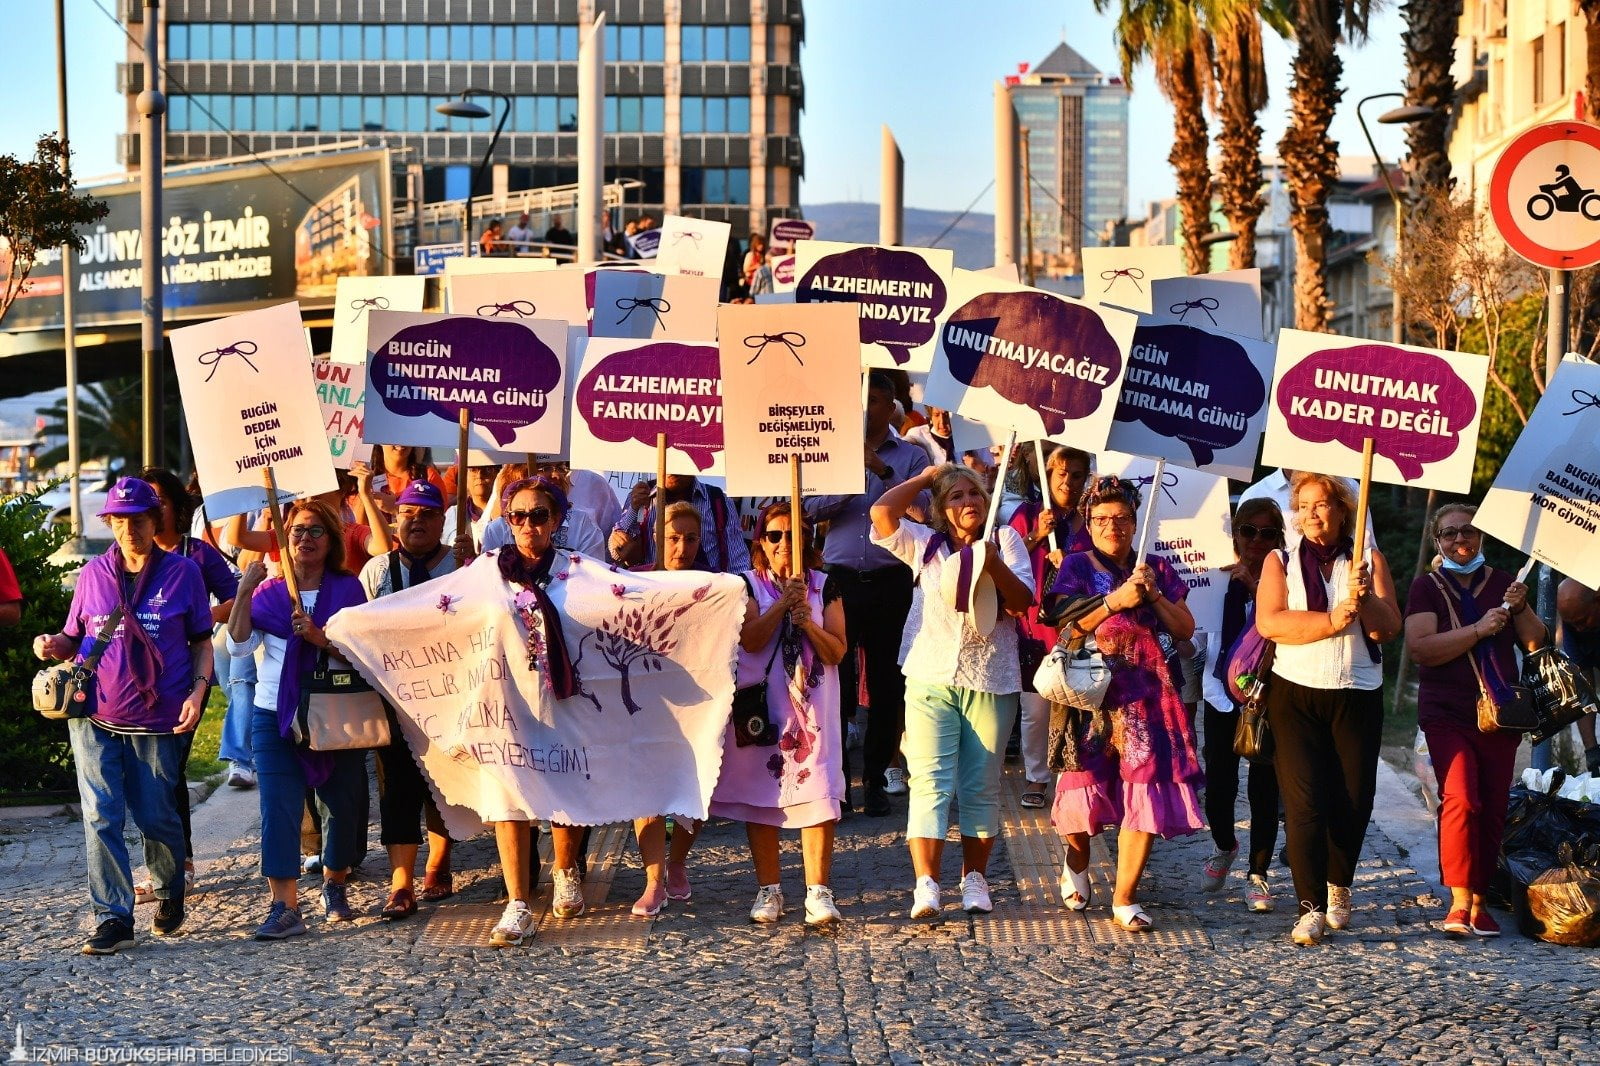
top-left (1210, 1), bottom-right (1293, 270)
top-left (1278, 0), bottom-right (1373, 331)
top-left (1400, 0), bottom-right (1461, 199)
top-left (1097, 0), bottom-right (1216, 275)
top-left (33, 377), bottom-right (154, 472)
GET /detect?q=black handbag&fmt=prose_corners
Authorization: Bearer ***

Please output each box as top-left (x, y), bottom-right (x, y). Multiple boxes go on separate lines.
top-left (733, 625), bottom-right (785, 748)
top-left (1524, 645), bottom-right (1600, 743)
top-left (1232, 641), bottom-right (1276, 763)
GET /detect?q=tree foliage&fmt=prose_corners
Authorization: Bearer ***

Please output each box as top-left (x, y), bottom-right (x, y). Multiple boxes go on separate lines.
top-left (0, 134), bottom-right (109, 329)
top-left (32, 376), bottom-right (174, 473)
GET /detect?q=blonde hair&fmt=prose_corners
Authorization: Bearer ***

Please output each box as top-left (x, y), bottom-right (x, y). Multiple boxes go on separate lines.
top-left (1289, 471), bottom-right (1358, 540)
top-left (929, 464), bottom-right (991, 534)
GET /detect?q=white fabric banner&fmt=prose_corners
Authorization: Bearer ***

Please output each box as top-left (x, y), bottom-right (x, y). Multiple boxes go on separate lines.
top-left (325, 551), bottom-right (746, 836)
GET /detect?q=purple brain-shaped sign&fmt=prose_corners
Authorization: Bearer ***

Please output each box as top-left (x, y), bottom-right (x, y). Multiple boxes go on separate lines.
top-left (1115, 322), bottom-right (1266, 466)
top-left (1276, 344), bottom-right (1478, 481)
top-left (577, 343), bottom-right (723, 470)
top-left (943, 291), bottom-right (1124, 436)
top-left (797, 247), bottom-right (947, 365)
top-left (369, 317), bottom-right (562, 446)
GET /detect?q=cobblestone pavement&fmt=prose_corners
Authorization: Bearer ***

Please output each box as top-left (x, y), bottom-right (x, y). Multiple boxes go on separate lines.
top-left (4, 750), bottom-right (1599, 1065)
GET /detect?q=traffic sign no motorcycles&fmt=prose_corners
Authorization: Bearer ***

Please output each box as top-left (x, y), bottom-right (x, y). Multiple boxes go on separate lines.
top-left (1490, 121), bottom-right (1600, 270)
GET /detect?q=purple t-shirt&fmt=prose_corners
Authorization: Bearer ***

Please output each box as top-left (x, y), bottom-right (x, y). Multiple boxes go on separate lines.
top-left (64, 549), bottom-right (213, 732)
top-left (181, 536), bottom-right (238, 604)
top-left (1405, 568), bottom-right (1518, 728)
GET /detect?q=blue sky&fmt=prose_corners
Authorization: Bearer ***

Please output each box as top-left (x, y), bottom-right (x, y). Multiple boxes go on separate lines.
top-left (1, 0), bottom-right (1411, 216)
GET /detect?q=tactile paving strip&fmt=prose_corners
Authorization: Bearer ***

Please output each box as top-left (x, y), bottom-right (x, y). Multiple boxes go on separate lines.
top-left (987, 767), bottom-right (1212, 950)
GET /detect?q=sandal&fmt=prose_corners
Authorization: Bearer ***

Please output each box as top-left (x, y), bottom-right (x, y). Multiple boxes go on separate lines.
top-left (1112, 903), bottom-right (1154, 932)
top-left (1059, 861), bottom-right (1091, 912)
top-left (1020, 788), bottom-right (1047, 810)
top-left (418, 874), bottom-right (455, 902)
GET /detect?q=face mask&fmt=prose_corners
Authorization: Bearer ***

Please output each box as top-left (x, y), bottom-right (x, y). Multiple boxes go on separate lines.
top-left (1440, 552), bottom-right (1486, 575)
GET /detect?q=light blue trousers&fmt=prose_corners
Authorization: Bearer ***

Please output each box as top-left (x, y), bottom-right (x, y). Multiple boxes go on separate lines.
top-left (902, 681), bottom-right (1018, 840)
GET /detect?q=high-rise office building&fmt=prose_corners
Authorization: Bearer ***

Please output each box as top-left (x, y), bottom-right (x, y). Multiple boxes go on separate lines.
top-left (1006, 43), bottom-right (1128, 278)
top-left (118, 0), bottom-right (805, 239)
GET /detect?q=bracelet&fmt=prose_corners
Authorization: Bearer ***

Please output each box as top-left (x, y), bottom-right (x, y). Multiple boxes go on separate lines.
top-left (192, 674), bottom-right (211, 689)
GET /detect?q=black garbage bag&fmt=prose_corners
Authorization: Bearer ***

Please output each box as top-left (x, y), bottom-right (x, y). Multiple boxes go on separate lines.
top-left (1501, 774), bottom-right (1584, 855)
top-left (1489, 847), bottom-right (1561, 912)
top-left (1525, 844), bottom-right (1600, 947)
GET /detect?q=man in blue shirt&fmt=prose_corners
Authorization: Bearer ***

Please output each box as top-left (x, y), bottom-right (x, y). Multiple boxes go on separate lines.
top-left (610, 475), bottom-right (750, 574)
top-left (805, 372), bottom-right (931, 816)
top-left (1557, 578), bottom-right (1600, 774)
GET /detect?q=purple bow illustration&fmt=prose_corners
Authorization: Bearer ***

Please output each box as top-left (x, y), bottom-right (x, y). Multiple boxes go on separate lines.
top-left (348, 296), bottom-right (390, 322)
top-left (1564, 388), bottom-right (1600, 416)
top-left (1169, 297), bottom-right (1221, 326)
top-left (1130, 468), bottom-right (1180, 506)
top-left (198, 341), bottom-right (260, 382)
top-left (477, 300), bottom-right (537, 318)
top-left (1100, 267), bottom-right (1146, 293)
top-left (743, 332), bottom-right (807, 366)
top-left (615, 296), bottom-right (671, 330)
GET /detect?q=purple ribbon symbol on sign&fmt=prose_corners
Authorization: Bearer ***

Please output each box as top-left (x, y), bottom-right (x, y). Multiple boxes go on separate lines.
top-left (1169, 297), bottom-right (1220, 326)
top-left (671, 230), bottom-right (702, 247)
top-left (477, 300), bottom-right (537, 318)
top-left (615, 297), bottom-right (671, 329)
top-left (348, 296), bottom-right (390, 322)
top-left (1130, 469), bottom-right (1180, 506)
top-left (198, 341), bottom-right (259, 382)
top-left (1564, 389), bottom-right (1600, 415)
top-left (1100, 267), bottom-right (1145, 293)
top-left (743, 332), bottom-right (807, 366)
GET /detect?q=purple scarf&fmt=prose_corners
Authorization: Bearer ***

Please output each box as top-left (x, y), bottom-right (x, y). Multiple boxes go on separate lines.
top-left (497, 547), bottom-right (578, 699)
top-left (109, 546), bottom-right (169, 708)
top-left (1299, 537), bottom-right (1380, 664)
top-left (250, 572), bottom-right (368, 787)
top-left (1444, 573), bottom-right (1515, 702)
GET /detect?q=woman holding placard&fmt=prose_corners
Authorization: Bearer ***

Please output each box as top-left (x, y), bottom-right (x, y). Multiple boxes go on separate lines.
top-left (1198, 498), bottom-right (1286, 912)
top-left (1047, 476), bottom-right (1203, 932)
top-left (1255, 472), bottom-right (1401, 946)
top-left (1403, 503), bottom-right (1543, 938)
top-left (871, 465), bottom-right (1035, 919)
top-left (228, 499), bottom-right (371, 941)
top-left (709, 502), bottom-right (849, 925)
top-left (484, 475), bottom-right (594, 944)
top-left (1009, 446), bottom-right (1092, 810)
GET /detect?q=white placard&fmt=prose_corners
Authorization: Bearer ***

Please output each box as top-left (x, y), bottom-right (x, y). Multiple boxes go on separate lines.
top-left (442, 256), bottom-right (559, 278)
top-left (569, 337), bottom-right (725, 477)
top-left (446, 265), bottom-right (590, 328)
top-left (590, 271), bottom-right (720, 341)
top-left (1478, 359), bottom-right (1600, 588)
top-left (652, 213), bottom-right (732, 280)
top-left (1261, 329), bottom-right (1489, 493)
top-left (1082, 245), bottom-right (1187, 314)
top-left (1149, 269), bottom-right (1263, 340)
top-left (330, 276), bottom-right (428, 364)
top-left (170, 302), bottom-right (338, 518)
top-left (313, 358), bottom-right (371, 469)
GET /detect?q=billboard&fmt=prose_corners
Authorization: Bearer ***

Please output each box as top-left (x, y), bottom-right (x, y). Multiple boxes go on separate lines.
top-left (4, 148), bottom-right (392, 332)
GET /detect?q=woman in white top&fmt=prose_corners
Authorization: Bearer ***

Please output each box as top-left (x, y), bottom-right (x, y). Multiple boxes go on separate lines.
top-left (1255, 471), bottom-right (1401, 946)
top-left (871, 464), bottom-right (1034, 920)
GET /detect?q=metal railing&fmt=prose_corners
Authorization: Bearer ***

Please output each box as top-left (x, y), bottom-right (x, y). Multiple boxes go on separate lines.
top-left (400, 178), bottom-right (644, 251)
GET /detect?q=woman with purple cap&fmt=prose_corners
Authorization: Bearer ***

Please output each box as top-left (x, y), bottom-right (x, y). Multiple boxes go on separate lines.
top-left (1046, 475), bottom-right (1202, 933)
top-left (870, 464), bottom-right (1034, 920)
top-left (228, 498), bottom-right (370, 941)
top-left (33, 477), bottom-right (215, 955)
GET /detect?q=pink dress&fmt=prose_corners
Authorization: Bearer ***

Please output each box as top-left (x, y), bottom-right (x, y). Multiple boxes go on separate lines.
top-left (710, 569), bottom-right (845, 828)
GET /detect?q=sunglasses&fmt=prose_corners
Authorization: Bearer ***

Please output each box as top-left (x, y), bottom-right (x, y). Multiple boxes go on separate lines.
top-left (761, 529), bottom-right (802, 544)
top-left (1435, 525), bottom-right (1482, 541)
top-left (397, 507), bottom-right (443, 521)
top-left (288, 525), bottom-right (328, 540)
top-left (1235, 522), bottom-right (1284, 542)
top-left (506, 507), bottom-right (554, 527)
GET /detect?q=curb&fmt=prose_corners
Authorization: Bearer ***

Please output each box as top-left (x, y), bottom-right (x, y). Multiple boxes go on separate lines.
top-left (1371, 758), bottom-right (1441, 889)
top-left (0, 776), bottom-right (222, 824)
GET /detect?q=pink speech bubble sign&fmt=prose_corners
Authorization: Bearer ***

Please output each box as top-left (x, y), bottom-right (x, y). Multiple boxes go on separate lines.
top-left (1276, 344), bottom-right (1478, 481)
top-left (576, 343), bottom-right (723, 470)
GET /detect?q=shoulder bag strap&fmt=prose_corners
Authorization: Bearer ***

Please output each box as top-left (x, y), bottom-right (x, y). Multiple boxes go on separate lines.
top-left (387, 549), bottom-right (404, 594)
top-left (1428, 572), bottom-right (1491, 697)
top-left (76, 606), bottom-right (126, 674)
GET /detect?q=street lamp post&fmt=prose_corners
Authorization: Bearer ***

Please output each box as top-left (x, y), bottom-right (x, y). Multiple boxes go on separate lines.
top-left (1356, 92), bottom-right (1439, 723)
top-left (435, 90), bottom-right (512, 257)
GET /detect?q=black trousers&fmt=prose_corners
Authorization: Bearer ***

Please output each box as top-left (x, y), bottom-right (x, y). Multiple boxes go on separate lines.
top-left (1201, 705), bottom-right (1280, 877)
top-left (376, 705), bottom-right (448, 848)
top-left (830, 563), bottom-right (914, 793)
top-left (1266, 677), bottom-right (1383, 913)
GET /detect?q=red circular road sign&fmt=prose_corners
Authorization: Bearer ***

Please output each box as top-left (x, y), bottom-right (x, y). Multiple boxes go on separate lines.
top-left (1490, 121), bottom-right (1600, 270)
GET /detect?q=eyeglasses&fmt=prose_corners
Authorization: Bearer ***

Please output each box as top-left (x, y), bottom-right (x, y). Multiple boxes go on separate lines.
top-left (506, 507), bottom-right (554, 527)
top-left (1088, 514), bottom-right (1135, 529)
top-left (397, 507), bottom-right (443, 521)
top-left (1436, 525), bottom-right (1482, 541)
top-left (1235, 522), bottom-right (1284, 543)
top-left (288, 525), bottom-right (327, 540)
top-left (761, 529), bottom-right (797, 544)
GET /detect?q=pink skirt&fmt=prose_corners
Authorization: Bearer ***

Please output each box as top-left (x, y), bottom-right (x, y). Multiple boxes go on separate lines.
top-left (1051, 777), bottom-right (1204, 840)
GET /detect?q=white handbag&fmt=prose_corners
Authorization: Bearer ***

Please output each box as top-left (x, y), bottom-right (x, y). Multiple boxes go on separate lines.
top-left (1033, 632), bottom-right (1114, 711)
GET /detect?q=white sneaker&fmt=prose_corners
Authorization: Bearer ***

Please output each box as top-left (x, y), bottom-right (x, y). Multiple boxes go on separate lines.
top-left (883, 768), bottom-right (908, 796)
top-left (551, 867), bottom-right (585, 919)
top-left (804, 885), bottom-right (841, 925)
top-left (225, 763), bottom-right (257, 789)
top-left (1246, 874), bottom-right (1275, 913)
top-left (910, 876), bottom-right (941, 919)
top-left (1292, 907), bottom-right (1326, 946)
top-left (490, 900), bottom-right (534, 947)
top-left (960, 871), bottom-right (993, 914)
top-left (1200, 845), bottom-right (1238, 892)
top-left (750, 884), bottom-right (784, 923)
top-left (1325, 885), bottom-right (1351, 930)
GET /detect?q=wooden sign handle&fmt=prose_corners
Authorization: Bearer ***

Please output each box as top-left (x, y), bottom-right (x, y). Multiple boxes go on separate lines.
top-left (1352, 437), bottom-right (1375, 568)
top-left (654, 432), bottom-right (668, 571)
top-left (455, 407), bottom-right (471, 542)
top-left (790, 453), bottom-right (804, 582)
top-left (262, 466), bottom-right (300, 605)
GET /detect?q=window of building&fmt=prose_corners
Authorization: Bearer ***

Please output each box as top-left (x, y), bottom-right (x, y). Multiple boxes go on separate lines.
top-left (558, 97), bottom-right (578, 131)
top-left (1556, 22), bottom-right (1567, 96)
top-left (169, 94), bottom-right (189, 129)
top-left (495, 25), bottom-right (515, 61)
top-left (643, 25), bottom-right (665, 62)
top-left (643, 96), bottom-right (664, 131)
top-left (681, 167), bottom-right (750, 205)
top-left (1533, 36), bottom-right (1545, 106)
top-left (515, 25), bottom-right (535, 60)
top-left (444, 165), bottom-right (472, 202)
top-left (472, 25), bottom-right (492, 60)
top-left (300, 25), bottom-right (319, 60)
top-left (559, 26), bottom-right (578, 61)
top-left (341, 24), bottom-right (361, 60)
top-left (300, 96), bottom-right (319, 131)
top-left (319, 24), bottom-right (338, 60)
